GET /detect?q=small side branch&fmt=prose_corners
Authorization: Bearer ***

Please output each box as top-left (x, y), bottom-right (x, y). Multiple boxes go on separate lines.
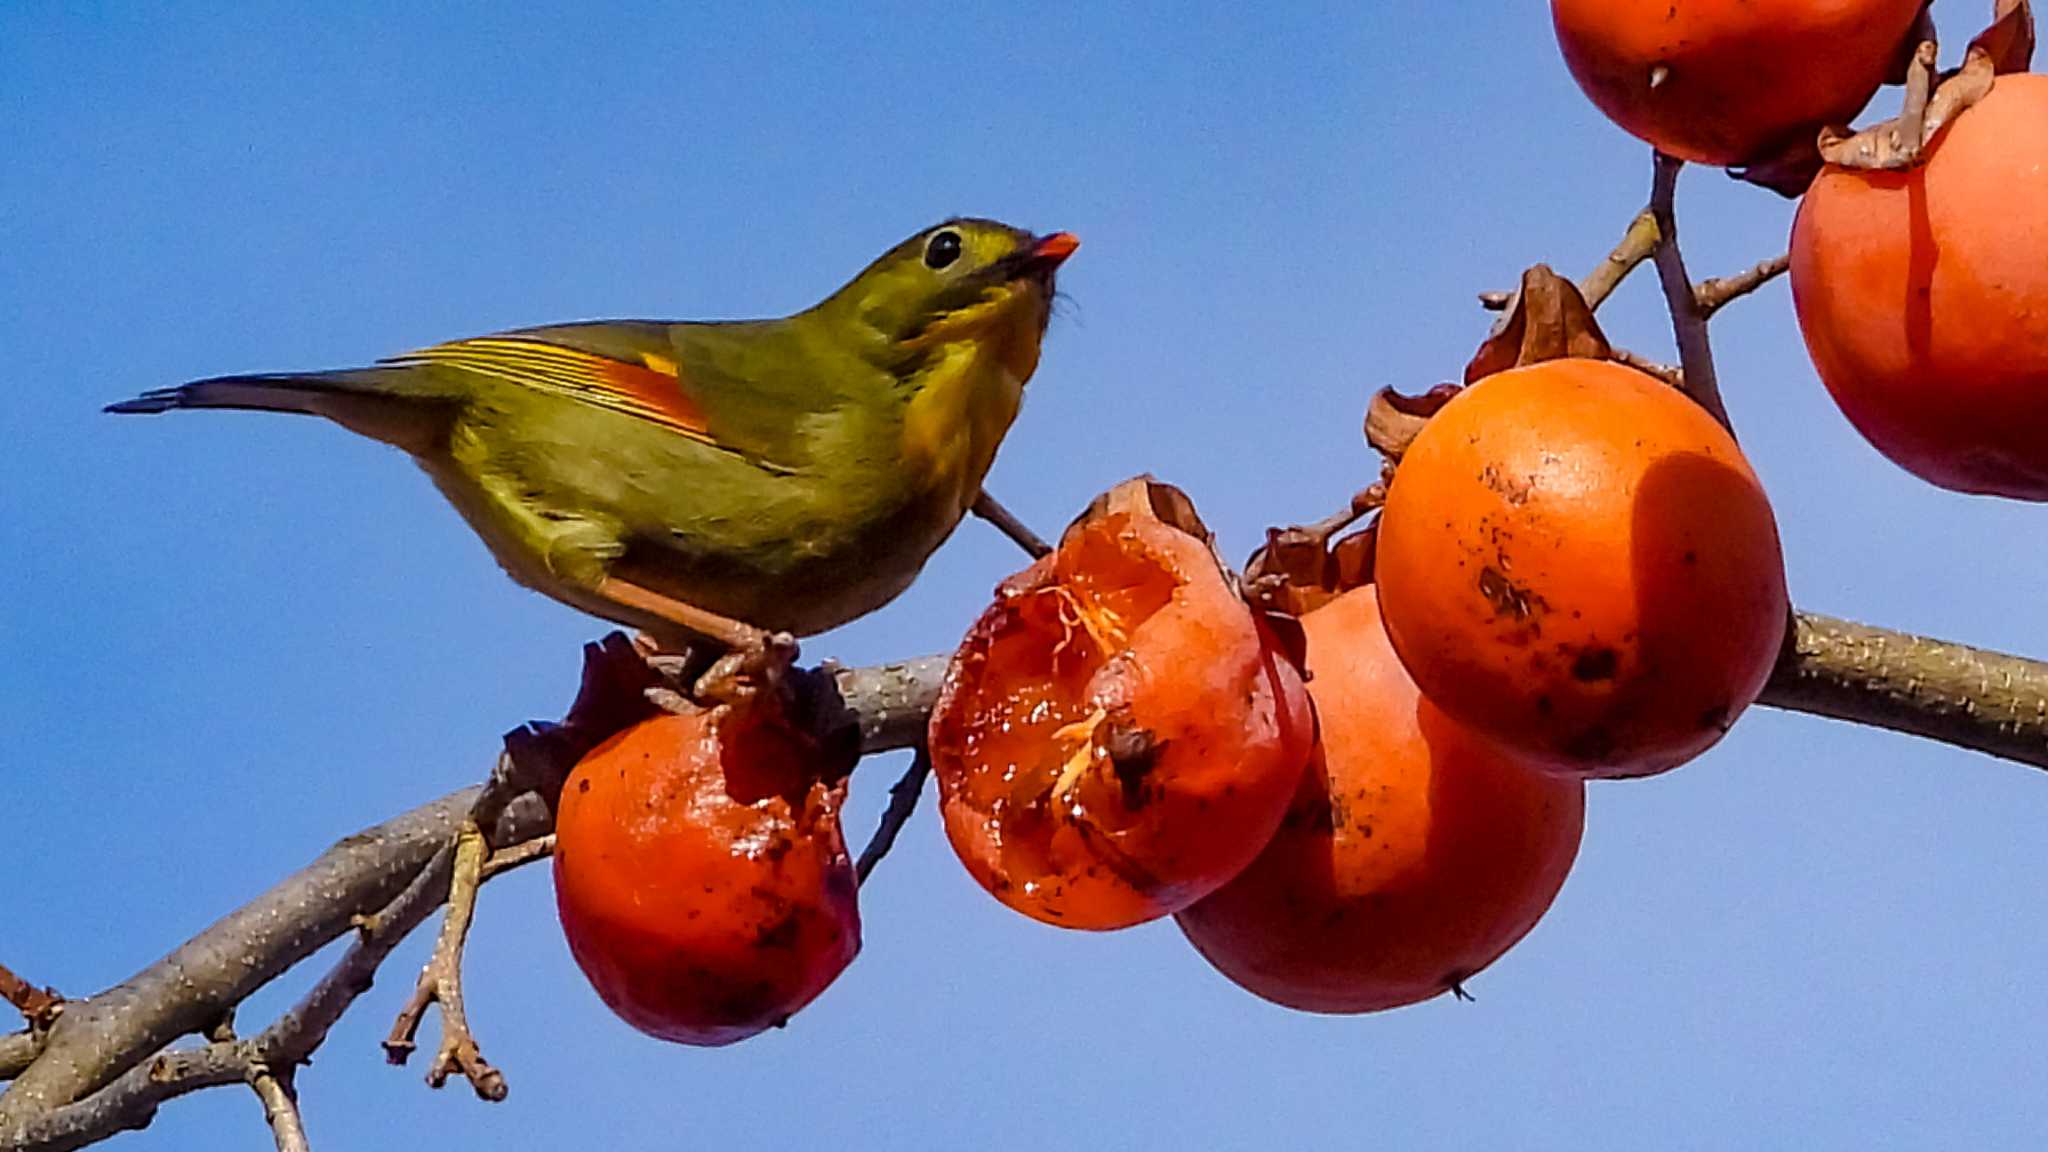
top-left (856, 746), bottom-right (933, 885)
top-left (1648, 152), bottom-right (1732, 431)
top-left (382, 821), bottom-right (504, 1101)
top-left (247, 1066), bottom-right (308, 1152)
top-left (1695, 253), bottom-right (1790, 319)
top-left (1580, 208), bottom-right (1662, 310)
top-left (972, 491), bottom-right (1053, 559)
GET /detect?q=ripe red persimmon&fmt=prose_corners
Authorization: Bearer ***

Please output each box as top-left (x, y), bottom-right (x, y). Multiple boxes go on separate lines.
top-left (1790, 73), bottom-right (2048, 500)
top-left (1550, 0), bottom-right (1923, 166)
top-left (929, 478), bottom-right (1316, 931)
top-left (1374, 358), bottom-right (1788, 778)
top-left (1178, 588), bottom-right (1585, 1013)
top-left (553, 699), bottom-right (859, 1046)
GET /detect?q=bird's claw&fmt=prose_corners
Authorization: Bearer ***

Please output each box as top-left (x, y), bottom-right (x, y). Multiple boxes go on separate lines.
top-left (692, 631), bottom-right (800, 709)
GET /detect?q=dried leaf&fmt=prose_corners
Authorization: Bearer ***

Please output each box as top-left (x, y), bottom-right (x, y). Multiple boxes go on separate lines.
top-left (1463, 264), bottom-right (1613, 383)
top-left (1243, 521), bottom-right (1379, 618)
top-left (1365, 383), bottom-right (1461, 461)
top-left (1972, 0), bottom-right (2035, 74)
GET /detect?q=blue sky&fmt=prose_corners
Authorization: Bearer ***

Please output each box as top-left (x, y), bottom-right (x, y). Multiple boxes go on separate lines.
top-left (6, 4), bottom-right (2047, 1148)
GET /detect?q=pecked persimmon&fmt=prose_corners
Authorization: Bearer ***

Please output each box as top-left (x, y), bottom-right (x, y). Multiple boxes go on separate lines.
top-left (928, 478), bottom-right (1315, 931)
top-left (1550, 0), bottom-right (1924, 167)
top-left (1177, 588), bottom-right (1584, 1013)
top-left (1374, 358), bottom-right (1788, 778)
top-left (1790, 72), bottom-right (2048, 500)
top-left (552, 697), bottom-right (859, 1046)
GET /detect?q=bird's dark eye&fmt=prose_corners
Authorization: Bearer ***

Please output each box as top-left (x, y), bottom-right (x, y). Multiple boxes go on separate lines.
top-left (924, 229), bottom-right (963, 270)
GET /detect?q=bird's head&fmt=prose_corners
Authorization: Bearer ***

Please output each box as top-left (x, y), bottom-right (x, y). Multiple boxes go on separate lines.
top-left (820, 217), bottom-right (1079, 378)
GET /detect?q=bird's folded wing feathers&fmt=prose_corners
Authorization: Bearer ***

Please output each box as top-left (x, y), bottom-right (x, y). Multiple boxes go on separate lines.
top-left (382, 322), bottom-right (797, 474)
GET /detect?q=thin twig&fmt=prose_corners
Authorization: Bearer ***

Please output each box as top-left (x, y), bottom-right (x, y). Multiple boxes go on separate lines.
top-left (1481, 209), bottom-right (1660, 312)
top-left (972, 490), bottom-right (1053, 559)
top-left (1696, 253), bottom-right (1790, 319)
top-left (382, 821), bottom-right (504, 1101)
top-left (1648, 152), bottom-right (1732, 431)
top-left (247, 1066), bottom-right (308, 1152)
top-left (856, 746), bottom-right (933, 885)
top-left (1611, 348), bottom-right (1684, 388)
top-left (479, 834), bottom-right (555, 881)
top-left (1581, 208), bottom-right (1662, 310)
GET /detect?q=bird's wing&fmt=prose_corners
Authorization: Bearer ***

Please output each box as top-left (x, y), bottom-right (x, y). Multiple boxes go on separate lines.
top-left (382, 321), bottom-right (798, 474)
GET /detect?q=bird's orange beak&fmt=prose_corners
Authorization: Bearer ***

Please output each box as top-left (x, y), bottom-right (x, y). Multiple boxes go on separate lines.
top-left (1028, 231), bottom-right (1080, 267)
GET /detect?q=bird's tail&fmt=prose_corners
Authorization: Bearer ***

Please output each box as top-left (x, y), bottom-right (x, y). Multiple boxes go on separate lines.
top-left (105, 366), bottom-right (376, 412)
top-left (106, 369), bottom-right (443, 453)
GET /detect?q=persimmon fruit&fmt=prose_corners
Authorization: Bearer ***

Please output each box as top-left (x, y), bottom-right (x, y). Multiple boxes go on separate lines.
top-left (1550, 0), bottom-right (1924, 167)
top-left (1374, 358), bottom-right (1788, 778)
top-left (928, 478), bottom-right (1316, 931)
top-left (553, 699), bottom-right (860, 1046)
top-left (1790, 72), bottom-right (2048, 500)
top-left (1177, 588), bottom-right (1584, 1013)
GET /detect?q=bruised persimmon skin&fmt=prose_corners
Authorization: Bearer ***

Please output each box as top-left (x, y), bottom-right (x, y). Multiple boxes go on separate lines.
top-left (552, 707), bottom-right (859, 1046)
top-left (1177, 590), bottom-right (1584, 1013)
top-left (1551, 0), bottom-right (1922, 166)
top-left (1791, 73), bottom-right (2048, 500)
top-left (1374, 358), bottom-right (1788, 778)
top-left (930, 488), bottom-right (1315, 931)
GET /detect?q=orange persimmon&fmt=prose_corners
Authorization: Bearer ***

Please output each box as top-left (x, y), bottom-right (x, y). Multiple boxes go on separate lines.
top-left (553, 700), bottom-right (859, 1046)
top-left (1791, 72), bottom-right (2048, 500)
top-left (1374, 358), bottom-right (1788, 778)
top-left (1550, 0), bottom-right (1923, 167)
top-left (1178, 588), bottom-right (1584, 1013)
top-left (929, 478), bottom-right (1315, 931)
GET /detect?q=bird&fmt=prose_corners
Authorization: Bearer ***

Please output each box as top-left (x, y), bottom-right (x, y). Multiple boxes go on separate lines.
top-left (109, 217), bottom-right (1079, 694)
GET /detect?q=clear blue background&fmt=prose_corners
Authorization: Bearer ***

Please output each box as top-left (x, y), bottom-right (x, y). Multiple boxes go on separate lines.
top-left (6, 4), bottom-right (2046, 1149)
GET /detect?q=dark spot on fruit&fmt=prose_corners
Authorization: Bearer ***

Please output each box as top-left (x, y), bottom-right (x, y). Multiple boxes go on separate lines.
top-left (1683, 549), bottom-right (1698, 566)
top-left (1481, 462), bottom-right (1535, 505)
top-left (577, 779), bottom-right (590, 794)
top-left (1536, 694), bottom-right (1554, 716)
top-left (1699, 704), bottom-right (1732, 733)
top-left (1103, 717), bottom-right (1164, 810)
top-left (1572, 647), bottom-right (1619, 681)
top-left (1478, 566), bottom-right (1549, 623)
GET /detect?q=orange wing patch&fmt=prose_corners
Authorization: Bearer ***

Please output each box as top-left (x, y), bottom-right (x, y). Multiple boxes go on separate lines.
top-left (388, 336), bottom-right (716, 443)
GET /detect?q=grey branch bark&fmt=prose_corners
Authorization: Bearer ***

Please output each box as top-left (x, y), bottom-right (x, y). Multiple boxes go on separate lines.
top-left (0, 658), bottom-right (936, 1150)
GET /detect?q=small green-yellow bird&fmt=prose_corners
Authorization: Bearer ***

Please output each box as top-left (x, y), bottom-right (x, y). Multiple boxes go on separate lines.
top-left (111, 218), bottom-right (1077, 685)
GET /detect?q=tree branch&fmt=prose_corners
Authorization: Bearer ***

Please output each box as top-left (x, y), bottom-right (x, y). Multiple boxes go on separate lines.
top-left (0, 1035), bottom-right (39, 1083)
top-left (247, 1066), bottom-right (307, 1152)
top-left (1648, 152), bottom-right (1732, 430)
top-left (1695, 253), bottom-right (1790, 319)
top-left (1759, 613), bottom-right (2048, 769)
top-left (855, 746), bottom-right (933, 885)
top-left (7, 605), bottom-right (2047, 1147)
top-left (0, 656), bottom-right (938, 1147)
